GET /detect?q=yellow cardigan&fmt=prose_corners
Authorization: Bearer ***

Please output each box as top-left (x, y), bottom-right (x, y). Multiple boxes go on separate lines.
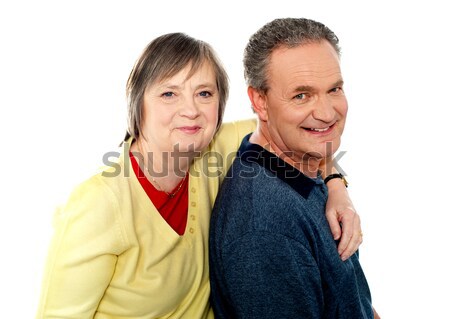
top-left (36, 120), bottom-right (256, 319)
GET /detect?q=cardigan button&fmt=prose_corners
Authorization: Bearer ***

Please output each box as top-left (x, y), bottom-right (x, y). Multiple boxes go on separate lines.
top-left (191, 202), bottom-right (197, 207)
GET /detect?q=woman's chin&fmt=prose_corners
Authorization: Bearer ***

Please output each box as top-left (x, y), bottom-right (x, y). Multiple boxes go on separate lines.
top-left (171, 141), bottom-right (208, 156)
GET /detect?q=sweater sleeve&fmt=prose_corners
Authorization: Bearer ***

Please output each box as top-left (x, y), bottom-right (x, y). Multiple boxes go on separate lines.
top-left (217, 231), bottom-right (324, 319)
top-left (36, 176), bottom-right (128, 319)
top-left (211, 119), bottom-right (256, 170)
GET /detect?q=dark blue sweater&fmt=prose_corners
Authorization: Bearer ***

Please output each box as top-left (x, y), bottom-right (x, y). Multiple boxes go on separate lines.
top-left (209, 135), bottom-right (373, 318)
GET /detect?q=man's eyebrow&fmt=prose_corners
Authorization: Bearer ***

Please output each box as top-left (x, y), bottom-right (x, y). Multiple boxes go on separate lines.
top-left (332, 79), bottom-right (344, 88)
top-left (293, 85), bottom-right (315, 92)
top-left (293, 79), bottom-right (344, 92)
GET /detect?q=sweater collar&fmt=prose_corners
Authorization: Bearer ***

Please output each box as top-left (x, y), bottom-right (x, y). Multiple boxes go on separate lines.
top-left (237, 134), bottom-right (320, 199)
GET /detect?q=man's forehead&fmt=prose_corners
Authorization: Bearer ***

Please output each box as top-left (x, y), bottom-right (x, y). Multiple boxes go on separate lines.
top-left (269, 42), bottom-right (340, 69)
top-left (269, 67), bottom-right (343, 90)
top-left (267, 45), bottom-right (341, 87)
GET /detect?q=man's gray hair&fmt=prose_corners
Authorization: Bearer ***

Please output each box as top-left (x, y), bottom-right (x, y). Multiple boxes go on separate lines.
top-left (243, 18), bottom-right (341, 92)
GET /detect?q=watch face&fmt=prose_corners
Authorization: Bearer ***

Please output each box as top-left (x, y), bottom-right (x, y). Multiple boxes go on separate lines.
top-left (341, 176), bottom-right (348, 188)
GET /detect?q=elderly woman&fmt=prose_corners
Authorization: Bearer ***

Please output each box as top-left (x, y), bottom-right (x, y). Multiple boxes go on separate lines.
top-left (37, 33), bottom-right (361, 318)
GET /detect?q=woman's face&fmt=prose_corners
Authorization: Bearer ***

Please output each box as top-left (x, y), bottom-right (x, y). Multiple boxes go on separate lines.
top-left (140, 61), bottom-right (219, 155)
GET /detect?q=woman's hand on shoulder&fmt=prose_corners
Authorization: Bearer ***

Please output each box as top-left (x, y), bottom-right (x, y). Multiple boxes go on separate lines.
top-left (325, 178), bottom-right (363, 261)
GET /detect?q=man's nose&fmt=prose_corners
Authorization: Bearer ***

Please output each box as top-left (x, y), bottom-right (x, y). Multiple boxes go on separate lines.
top-left (312, 95), bottom-right (335, 123)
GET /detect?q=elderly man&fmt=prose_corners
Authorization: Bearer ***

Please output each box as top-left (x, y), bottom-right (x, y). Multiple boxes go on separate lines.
top-left (209, 18), bottom-right (378, 318)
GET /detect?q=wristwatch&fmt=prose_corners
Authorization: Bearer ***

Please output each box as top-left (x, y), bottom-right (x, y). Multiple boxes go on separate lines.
top-left (324, 173), bottom-right (348, 188)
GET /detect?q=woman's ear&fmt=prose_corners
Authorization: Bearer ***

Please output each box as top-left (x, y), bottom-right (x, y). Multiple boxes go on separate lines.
top-left (247, 87), bottom-right (268, 122)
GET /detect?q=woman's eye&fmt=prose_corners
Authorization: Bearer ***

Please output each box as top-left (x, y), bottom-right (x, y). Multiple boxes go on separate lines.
top-left (162, 92), bottom-right (175, 98)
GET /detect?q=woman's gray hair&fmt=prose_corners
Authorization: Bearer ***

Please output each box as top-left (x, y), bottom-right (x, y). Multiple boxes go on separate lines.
top-left (124, 33), bottom-right (229, 141)
top-left (243, 18), bottom-right (341, 92)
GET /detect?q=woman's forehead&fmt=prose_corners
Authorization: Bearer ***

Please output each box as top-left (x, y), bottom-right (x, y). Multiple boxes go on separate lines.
top-left (155, 60), bottom-right (215, 85)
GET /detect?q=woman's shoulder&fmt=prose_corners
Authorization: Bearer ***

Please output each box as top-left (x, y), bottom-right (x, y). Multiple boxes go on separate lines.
top-left (57, 146), bottom-right (132, 217)
top-left (57, 171), bottom-right (118, 218)
top-left (214, 118), bottom-right (256, 142)
top-left (205, 118), bottom-right (256, 160)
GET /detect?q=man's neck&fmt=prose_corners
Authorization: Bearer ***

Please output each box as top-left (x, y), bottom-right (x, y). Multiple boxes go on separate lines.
top-left (249, 127), bottom-right (321, 178)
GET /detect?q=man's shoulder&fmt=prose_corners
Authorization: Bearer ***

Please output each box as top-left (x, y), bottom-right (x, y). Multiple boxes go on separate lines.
top-left (214, 158), bottom-right (302, 223)
top-left (213, 155), bottom-right (328, 229)
top-left (220, 158), bottom-right (278, 197)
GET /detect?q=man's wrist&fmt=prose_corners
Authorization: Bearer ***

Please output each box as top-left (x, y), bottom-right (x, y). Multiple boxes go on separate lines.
top-left (324, 173), bottom-right (348, 188)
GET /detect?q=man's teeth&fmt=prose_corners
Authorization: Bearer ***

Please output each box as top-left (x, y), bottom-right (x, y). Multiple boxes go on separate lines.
top-left (308, 127), bottom-right (330, 132)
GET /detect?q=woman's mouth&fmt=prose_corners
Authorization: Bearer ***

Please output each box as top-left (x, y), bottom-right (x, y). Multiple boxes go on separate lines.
top-left (177, 126), bottom-right (202, 134)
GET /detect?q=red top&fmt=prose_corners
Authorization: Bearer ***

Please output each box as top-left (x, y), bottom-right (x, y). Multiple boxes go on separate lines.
top-left (129, 151), bottom-right (189, 235)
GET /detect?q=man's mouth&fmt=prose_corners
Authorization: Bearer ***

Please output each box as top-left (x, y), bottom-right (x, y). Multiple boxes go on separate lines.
top-left (302, 123), bottom-right (335, 133)
top-left (304, 126), bottom-right (331, 132)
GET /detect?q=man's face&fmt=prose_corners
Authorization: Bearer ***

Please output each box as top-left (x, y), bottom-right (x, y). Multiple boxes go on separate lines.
top-left (262, 40), bottom-right (348, 165)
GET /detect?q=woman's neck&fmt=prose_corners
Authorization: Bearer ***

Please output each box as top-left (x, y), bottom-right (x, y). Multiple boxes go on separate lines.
top-left (131, 138), bottom-right (191, 192)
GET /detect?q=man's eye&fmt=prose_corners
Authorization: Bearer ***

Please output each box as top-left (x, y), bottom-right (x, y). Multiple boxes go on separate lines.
top-left (199, 91), bottom-right (212, 97)
top-left (294, 93), bottom-right (306, 100)
top-left (330, 87), bottom-right (342, 94)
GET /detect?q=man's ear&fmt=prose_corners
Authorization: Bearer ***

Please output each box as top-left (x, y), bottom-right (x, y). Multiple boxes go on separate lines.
top-left (247, 86), bottom-right (268, 122)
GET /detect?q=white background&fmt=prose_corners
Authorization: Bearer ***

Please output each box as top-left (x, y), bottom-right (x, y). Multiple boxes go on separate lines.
top-left (1, 0), bottom-right (449, 317)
